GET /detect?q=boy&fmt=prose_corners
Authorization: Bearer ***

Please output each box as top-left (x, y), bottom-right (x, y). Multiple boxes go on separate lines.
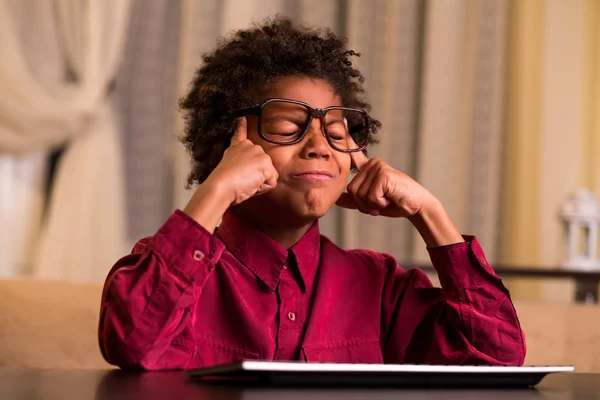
top-left (98, 17), bottom-right (525, 370)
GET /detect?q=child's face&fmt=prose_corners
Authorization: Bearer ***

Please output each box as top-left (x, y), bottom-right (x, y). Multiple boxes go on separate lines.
top-left (245, 75), bottom-right (352, 222)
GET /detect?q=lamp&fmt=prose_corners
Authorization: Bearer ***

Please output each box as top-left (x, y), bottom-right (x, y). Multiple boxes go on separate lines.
top-left (560, 189), bottom-right (600, 271)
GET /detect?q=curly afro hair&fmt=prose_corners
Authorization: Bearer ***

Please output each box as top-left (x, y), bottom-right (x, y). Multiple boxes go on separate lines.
top-left (179, 15), bottom-right (381, 186)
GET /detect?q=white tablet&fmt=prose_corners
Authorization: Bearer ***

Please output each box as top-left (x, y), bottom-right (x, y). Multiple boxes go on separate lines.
top-left (187, 361), bottom-right (574, 387)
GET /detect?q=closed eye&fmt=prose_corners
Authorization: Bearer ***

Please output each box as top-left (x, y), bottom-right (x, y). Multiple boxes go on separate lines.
top-left (326, 121), bottom-right (348, 141)
top-left (270, 131), bottom-right (302, 137)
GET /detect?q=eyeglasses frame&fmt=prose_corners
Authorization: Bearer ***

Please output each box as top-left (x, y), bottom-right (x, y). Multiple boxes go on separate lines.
top-left (232, 98), bottom-right (371, 153)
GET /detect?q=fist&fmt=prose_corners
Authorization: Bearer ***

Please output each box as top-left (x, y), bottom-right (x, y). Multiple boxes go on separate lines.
top-left (205, 117), bottom-right (279, 206)
top-left (336, 150), bottom-right (434, 218)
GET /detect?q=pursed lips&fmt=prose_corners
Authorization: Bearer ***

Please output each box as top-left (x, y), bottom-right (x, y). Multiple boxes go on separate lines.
top-left (290, 170), bottom-right (335, 182)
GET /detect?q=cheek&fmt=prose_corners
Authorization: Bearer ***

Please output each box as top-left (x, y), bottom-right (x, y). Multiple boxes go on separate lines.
top-left (335, 154), bottom-right (352, 177)
top-left (263, 147), bottom-right (294, 174)
top-left (245, 121), bottom-right (285, 167)
top-left (331, 155), bottom-right (351, 193)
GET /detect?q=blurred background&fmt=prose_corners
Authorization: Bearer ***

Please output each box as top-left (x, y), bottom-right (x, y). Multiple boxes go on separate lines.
top-left (1, 0), bottom-right (599, 305)
top-left (3, 0), bottom-right (600, 372)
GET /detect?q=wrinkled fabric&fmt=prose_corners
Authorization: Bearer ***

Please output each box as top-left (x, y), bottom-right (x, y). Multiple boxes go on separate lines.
top-left (99, 210), bottom-right (525, 370)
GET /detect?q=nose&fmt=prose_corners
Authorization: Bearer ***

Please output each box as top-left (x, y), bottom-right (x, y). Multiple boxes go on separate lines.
top-left (300, 117), bottom-right (332, 159)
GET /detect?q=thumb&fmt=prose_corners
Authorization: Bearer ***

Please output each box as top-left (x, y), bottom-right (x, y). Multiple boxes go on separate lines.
top-left (230, 117), bottom-right (248, 146)
top-left (335, 192), bottom-right (359, 209)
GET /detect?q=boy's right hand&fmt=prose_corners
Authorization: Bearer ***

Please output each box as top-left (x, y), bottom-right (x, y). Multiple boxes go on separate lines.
top-left (183, 117), bottom-right (278, 232)
top-left (205, 117), bottom-right (279, 205)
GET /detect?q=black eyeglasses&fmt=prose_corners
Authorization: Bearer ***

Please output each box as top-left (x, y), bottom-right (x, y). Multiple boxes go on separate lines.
top-left (232, 98), bottom-right (372, 152)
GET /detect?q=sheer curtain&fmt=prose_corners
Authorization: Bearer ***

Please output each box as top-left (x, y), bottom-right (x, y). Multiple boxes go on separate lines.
top-left (0, 0), bottom-right (130, 280)
top-left (0, 1), bottom-right (61, 277)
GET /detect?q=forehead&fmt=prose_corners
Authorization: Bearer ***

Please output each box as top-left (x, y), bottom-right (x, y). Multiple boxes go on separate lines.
top-left (261, 76), bottom-right (342, 108)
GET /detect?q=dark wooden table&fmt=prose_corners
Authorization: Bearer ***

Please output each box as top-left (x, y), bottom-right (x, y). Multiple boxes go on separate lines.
top-left (0, 369), bottom-right (598, 399)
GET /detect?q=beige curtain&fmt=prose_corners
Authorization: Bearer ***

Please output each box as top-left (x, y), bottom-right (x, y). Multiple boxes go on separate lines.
top-left (413, 0), bottom-right (508, 262)
top-left (584, 0), bottom-right (600, 197)
top-left (0, 1), bottom-right (62, 277)
top-left (0, 154), bottom-right (45, 277)
top-left (301, 0), bottom-right (506, 263)
top-left (502, 0), bottom-right (599, 302)
top-left (171, 0), bottom-right (222, 214)
top-left (0, 0), bottom-right (131, 281)
top-left (340, 0), bottom-right (423, 259)
top-left (114, 0), bottom-right (182, 247)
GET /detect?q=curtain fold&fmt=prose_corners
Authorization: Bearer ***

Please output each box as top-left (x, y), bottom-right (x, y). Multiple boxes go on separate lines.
top-left (341, 0), bottom-right (422, 259)
top-left (0, 1), bottom-right (129, 153)
top-left (34, 102), bottom-right (125, 281)
top-left (0, 153), bottom-right (45, 277)
top-left (115, 0), bottom-right (182, 245)
top-left (0, 0), bottom-right (64, 277)
top-left (413, 0), bottom-right (507, 263)
top-left (502, 0), bottom-right (592, 302)
top-left (172, 0), bottom-right (223, 213)
top-left (584, 0), bottom-right (600, 197)
top-left (0, 0), bottom-right (131, 280)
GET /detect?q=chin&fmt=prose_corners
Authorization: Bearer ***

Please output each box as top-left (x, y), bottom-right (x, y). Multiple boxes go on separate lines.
top-left (298, 206), bottom-right (329, 221)
top-left (296, 195), bottom-right (335, 220)
top-left (259, 187), bottom-right (340, 224)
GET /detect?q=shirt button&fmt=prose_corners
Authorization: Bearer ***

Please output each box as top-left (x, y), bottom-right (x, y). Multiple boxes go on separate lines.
top-left (477, 256), bottom-right (487, 266)
top-left (287, 312), bottom-right (296, 321)
top-left (282, 263), bottom-right (288, 270)
top-left (193, 250), bottom-right (204, 261)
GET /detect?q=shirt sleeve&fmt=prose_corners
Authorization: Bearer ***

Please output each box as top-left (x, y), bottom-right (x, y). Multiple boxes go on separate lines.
top-left (98, 210), bottom-right (225, 370)
top-left (380, 236), bottom-right (526, 365)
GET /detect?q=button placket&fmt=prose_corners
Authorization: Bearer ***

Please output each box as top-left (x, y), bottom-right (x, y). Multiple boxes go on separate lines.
top-left (273, 270), bottom-right (304, 360)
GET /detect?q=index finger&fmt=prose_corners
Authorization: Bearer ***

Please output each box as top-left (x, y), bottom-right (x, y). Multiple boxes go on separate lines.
top-left (345, 120), bottom-right (369, 170)
top-left (230, 117), bottom-right (248, 146)
top-left (349, 144), bottom-right (369, 170)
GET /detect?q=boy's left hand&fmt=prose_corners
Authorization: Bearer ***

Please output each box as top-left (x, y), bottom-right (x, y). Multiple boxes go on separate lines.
top-left (336, 149), bottom-right (465, 247)
top-left (336, 150), bottom-right (435, 219)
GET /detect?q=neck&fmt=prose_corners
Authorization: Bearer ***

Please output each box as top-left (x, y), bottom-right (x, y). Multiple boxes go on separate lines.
top-left (230, 206), bottom-right (315, 249)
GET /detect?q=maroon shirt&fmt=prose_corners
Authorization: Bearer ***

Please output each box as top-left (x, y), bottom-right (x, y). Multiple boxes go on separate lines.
top-left (98, 210), bottom-right (525, 370)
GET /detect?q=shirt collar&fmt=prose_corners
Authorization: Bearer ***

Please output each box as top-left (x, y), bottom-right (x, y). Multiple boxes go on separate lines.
top-left (216, 210), bottom-right (321, 292)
